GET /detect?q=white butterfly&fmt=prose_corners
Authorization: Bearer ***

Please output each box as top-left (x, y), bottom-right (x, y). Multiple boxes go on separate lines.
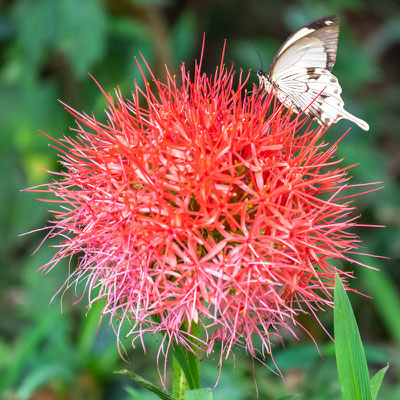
top-left (257, 15), bottom-right (369, 131)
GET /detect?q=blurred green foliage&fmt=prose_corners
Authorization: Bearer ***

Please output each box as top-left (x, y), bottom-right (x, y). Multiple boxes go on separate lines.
top-left (1, 0), bottom-right (399, 398)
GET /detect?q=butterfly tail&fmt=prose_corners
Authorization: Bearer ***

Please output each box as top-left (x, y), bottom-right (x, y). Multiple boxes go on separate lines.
top-left (341, 110), bottom-right (370, 131)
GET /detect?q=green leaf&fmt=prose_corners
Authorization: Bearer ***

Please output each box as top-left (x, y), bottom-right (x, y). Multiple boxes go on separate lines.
top-left (370, 365), bottom-right (389, 400)
top-left (184, 389), bottom-right (213, 400)
top-left (56, 0), bottom-right (107, 76)
top-left (12, 0), bottom-right (106, 77)
top-left (123, 386), bottom-right (140, 399)
top-left (276, 395), bottom-right (301, 400)
top-left (17, 364), bottom-right (74, 400)
top-left (361, 262), bottom-right (400, 346)
top-left (115, 369), bottom-right (175, 400)
top-left (173, 343), bottom-right (201, 390)
top-left (12, 0), bottom-right (58, 71)
top-left (0, 310), bottom-right (68, 392)
top-left (77, 299), bottom-right (105, 356)
top-left (173, 356), bottom-right (189, 399)
top-left (334, 274), bottom-right (372, 400)
top-left (172, 323), bottom-right (201, 391)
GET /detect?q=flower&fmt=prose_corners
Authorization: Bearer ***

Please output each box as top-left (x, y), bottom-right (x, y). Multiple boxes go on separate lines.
top-left (30, 43), bottom-right (376, 371)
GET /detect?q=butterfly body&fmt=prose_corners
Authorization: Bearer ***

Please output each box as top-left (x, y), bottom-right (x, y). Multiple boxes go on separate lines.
top-left (258, 16), bottom-right (369, 131)
top-left (257, 70), bottom-right (302, 113)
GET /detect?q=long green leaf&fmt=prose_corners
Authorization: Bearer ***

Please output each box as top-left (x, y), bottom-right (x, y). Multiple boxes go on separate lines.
top-left (185, 389), bottom-right (213, 400)
top-left (173, 356), bottom-right (189, 400)
top-left (115, 369), bottom-right (175, 400)
top-left (334, 274), bottom-right (372, 400)
top-left (370, 365), bottom-right (389, 400)
top-left (361, 261), bottom-right (400, 346)
top-left (173, 344), bottom-right (200, 390)
top-left (172, 323), bottom-right (201, 391)
top-left (17, 364), bottom-right (73, 400)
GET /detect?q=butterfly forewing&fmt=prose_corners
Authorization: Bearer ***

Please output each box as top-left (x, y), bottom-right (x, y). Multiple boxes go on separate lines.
top-left (270, 16), bottom-right (339, 74)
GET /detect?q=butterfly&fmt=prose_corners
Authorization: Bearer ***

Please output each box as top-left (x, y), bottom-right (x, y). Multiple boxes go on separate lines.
top-left (257, 15), bottom-right (369, 131)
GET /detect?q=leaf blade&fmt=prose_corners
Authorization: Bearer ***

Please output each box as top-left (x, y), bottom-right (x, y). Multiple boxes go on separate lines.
top-left (185, 389), bottom-right (213, 400)
top-left (173, 344), bottom-right (200, 390)
top-left (334, 274), bottom-right (372, 400)
top-left (115, 369), bottom-right (175, 400)
top-left (370, 364), bottom-right (389, 400)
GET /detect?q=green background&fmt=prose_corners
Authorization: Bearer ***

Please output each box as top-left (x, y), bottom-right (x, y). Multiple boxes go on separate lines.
top-left (1, 0), bottom-right (399, 398)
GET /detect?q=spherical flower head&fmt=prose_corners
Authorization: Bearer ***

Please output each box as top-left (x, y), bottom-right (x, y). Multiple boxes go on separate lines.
top-left (31, 43), bottom-right (376, 370)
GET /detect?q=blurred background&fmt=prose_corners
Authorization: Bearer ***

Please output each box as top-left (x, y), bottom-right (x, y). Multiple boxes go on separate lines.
top-left (1, 0), bottom-right (399, 399)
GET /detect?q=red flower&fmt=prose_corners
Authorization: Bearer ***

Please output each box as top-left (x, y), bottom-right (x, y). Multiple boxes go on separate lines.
top-left (30, 44), bottom-right (377, 369)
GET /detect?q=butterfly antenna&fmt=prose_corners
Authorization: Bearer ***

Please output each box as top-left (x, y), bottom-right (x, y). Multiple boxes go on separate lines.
top-left (250, 38), bottom-right (265, 71)
top-left (256, 50), bottom-right (264, 71)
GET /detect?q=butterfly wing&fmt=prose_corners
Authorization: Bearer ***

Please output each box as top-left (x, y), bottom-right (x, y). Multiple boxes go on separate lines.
top-left (267, 16), bottom-right (369, 131)
top-left (277, 69), bottom-right (370, 130)
top-left (270, 15), bottom-right (339, 75)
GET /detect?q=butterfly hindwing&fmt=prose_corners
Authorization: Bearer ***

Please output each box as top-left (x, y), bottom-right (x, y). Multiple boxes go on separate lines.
top-left (277, 68), bottom-right (369, 130)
